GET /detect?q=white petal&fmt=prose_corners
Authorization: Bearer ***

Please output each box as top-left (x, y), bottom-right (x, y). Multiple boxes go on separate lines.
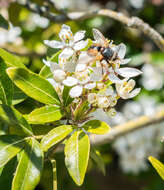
top-left (74, 31), bottom-right (85, 42)
top-left (108, 72), bottom-right (122, 83)
top-left (62, 24), bottom-right (71, 30)
top-left (121, 58), bottom-right (131, 65)
top-left (78, 51), bottom-right (93, 64)
top-left (118, 67), bottom-right (142, 78)
top-left (90, 67), bottom-right (103, 81)
top-left (44, 40), bottom-right (64, 49)
top-left (116, 43), bottom-right (126, 59)
top-left (49, 62), bottom-right (60, 73)
top-left (84, 83), bottom-right (96, 89)
top-left (73, 39), bottom-right (88, 50)
top-left (128, 88), bottom-right (141, 99)
top-left (59, 25), bottom-right (73, 43)
top-left (59, 48), bottom-right (74, 59)
top-left (75, 64), bottom-right (86, 72)
top-left (43, 59), bottom-right (50, 67)
top-left (69, 85), bottom-right (83, 98)
top-left (63, 77), bottom-right (78, 86)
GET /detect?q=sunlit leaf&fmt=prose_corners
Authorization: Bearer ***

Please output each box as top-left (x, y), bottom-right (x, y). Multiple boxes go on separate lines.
top-left (0, 135), bottom-right (25, 167)
top-left (41, 125), bottom-right (73, 151)
top-left (0, 61), bottom-right (13, 105)
top-left (26, 105), bottom-right (63, 124)
top-left (12, 85), bottom-right (27, 105)
top-left (65, 130), bottom-right (90, 186)
top-left (0, 48), bottom-right (25, 68)
top-left (7, 67), bottom-right (60, 105)
top-left (82, 120), bottom-right (110, 134)
top-left (39, 65), bottom-right (53, 78)
top-left (148, 156), bottom-right (164, 180)
top-left (12, 138), bottom-right (43, 190)
top-left (0, 104), bottom-right (33, 136)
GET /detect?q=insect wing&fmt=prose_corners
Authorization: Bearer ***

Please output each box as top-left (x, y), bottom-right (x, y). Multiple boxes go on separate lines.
top-left (92, 28), bottom-right (107, 46)
top-left (114, 43), bottom-right (126, 59)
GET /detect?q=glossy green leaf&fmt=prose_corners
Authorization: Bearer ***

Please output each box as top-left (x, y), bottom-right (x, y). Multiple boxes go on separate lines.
top-left (12, 138), bottom-right (43, 190)
top-left (0, 61), bottom-right (13, 105)
top-left (64, 130), bottom-right (90, 186)
top-left (0, 14), bottom-right (9, 29)
top-left (26, 105), bottom-right (63, 124)
top-left (148, 156), bottom-right (164, 180)
top-left (7, 67), bottom-right (60, 105)
top-left (41, 125), bottom-right (73, 151)
top-left (0, 48), bottom-right (25, 68)
top-left (82, 120), bottom-right (110, 134)
top-left (62, 86), bottom-right (74, 107)
top-left (90, 148), bottom-right (105, 175)
top-left (0, 135), bottom-right (25, 167)
top-left (0, 104), bottom-right (33, 136)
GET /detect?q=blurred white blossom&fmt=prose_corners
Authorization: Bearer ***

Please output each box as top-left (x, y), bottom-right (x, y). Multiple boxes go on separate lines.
top-left (0, 24), bottom-right (21, 45)
top-left (141, 64), bottom-right (163, 90)
top-left (111, 96), bottom-right (164, 174)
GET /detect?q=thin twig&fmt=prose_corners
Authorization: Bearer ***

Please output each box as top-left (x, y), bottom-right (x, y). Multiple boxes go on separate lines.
top-left (18, 1), bottom-right (164, 51)
top-left (90, 109), bottom-right (164, 146)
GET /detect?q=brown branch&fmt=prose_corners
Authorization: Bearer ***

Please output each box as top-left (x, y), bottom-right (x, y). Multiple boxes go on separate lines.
top-left (18, 1), bottom-right (164, 51)
top-left (90, 109), bottom-right (164, 146)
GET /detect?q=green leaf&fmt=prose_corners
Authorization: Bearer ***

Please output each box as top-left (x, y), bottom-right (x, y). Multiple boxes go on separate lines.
top-left (0, 61), bottom-right (13, 105)
top-left (12, 85), bottom-right (27, 105)
top-left (64, 130), bottom-right (90, 186)
top-left (62, 86), bottom-right (74, 107)
top-left (41, 125), bottom-right (73, 151)
top-left (0, 14), bottom-right (9, 29)
top-left (7, 67), bottom-right (60, 105)
top-left (12, 138), bottom-right (43, 190)
top-left (0, 48), bottom-right (25, 68)
top-left (39, 65), bottom-right (53, 78)
top-left (0, 104), bottom-right (33, 136)
top-left (49, 50), bottom-right (62, 62)
top-left (26, 105), bottom-right (63, 124)
top-left (90, 148), bottom-right (105, 175)
top-left (148, 156), bottom-right (164, 180)
top-left (0, 135), bottom-right (25, 167)
top-left (82, 120), bottom-right (110, 134)
top-left (0, 157), bottom-right (17, 190)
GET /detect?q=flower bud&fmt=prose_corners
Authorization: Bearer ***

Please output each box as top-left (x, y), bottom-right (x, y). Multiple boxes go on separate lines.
top-left (97, 96), bottom-right (110, 108)
top-left (109, 96), bottom-right (117, 107)
top-left (53, 69), bottom-right (66, 82)
top-left (88, 93), bottom-right (97, 104)
top-left (106, 108), bottom-right (117, 117)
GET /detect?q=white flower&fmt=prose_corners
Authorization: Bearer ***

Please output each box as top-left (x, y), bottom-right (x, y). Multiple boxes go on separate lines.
top-left (44, 25), bottom-right (88, 72)
top-left (116, 79), bottom-right (141, 99)
top-left (44, 25), bottom-right (87, 53)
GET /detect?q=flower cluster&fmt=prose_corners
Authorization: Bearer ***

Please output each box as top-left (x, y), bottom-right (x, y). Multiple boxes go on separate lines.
top-left (44, 24), bottom-right (142, 119)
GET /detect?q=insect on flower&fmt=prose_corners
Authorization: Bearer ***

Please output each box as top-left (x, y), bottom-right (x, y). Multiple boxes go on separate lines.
top-left (88, 28), bottom-right (124, 66)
